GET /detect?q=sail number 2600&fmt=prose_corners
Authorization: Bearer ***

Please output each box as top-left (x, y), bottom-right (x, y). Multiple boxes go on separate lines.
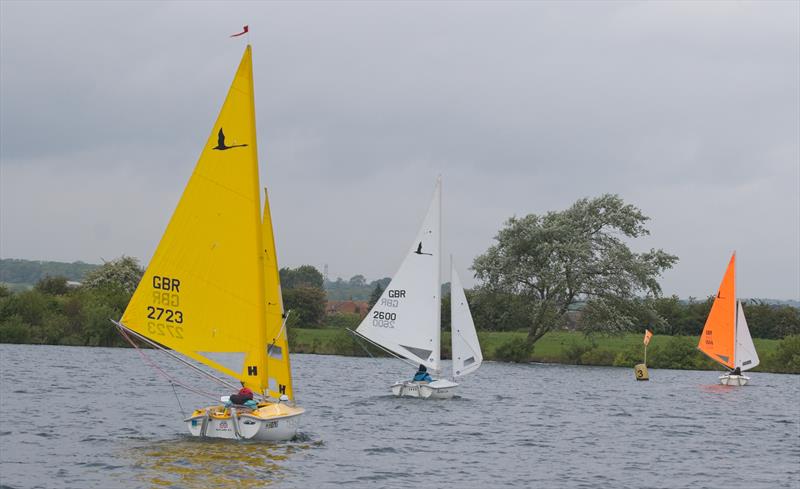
top-left (372, 311), bottom-right (396, 328)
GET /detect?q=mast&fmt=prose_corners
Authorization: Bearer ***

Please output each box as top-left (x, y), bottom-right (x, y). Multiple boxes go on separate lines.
top-left (450, 253), bottom-right (454, 379)
top-left (435, 175), bottom-right (442, 375)
top-left (731, 251), bottom-right (737, 369)
top-left (247, 45), bottom-right (270, 393)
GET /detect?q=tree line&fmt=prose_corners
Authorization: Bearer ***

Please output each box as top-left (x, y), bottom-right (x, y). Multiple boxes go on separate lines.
top-left (1, 195), bottom-right (797, 350)
top-left (0, 258), bottom-right (97, 288)
top-left (2, 259), bottom-right (796, 348)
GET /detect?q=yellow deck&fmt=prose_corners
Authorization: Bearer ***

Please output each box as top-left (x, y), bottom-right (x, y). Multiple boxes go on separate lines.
top-left (189, 402), bottom-right (305, 421)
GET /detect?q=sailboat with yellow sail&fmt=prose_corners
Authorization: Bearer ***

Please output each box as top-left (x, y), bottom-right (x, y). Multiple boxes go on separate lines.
top-left (113, 45), bottom-right (305, 440)
top-left (698, 252), bottom-right (760, 386)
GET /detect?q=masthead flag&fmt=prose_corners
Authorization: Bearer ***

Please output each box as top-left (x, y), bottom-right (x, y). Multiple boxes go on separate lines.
top-left (231, 25), bottom-right (249, 38)
top-left (643, 329), bottom-right (653, 346)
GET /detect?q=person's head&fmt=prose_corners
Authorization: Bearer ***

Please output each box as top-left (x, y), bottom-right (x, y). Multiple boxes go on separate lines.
top-left (239, 386), bottom-right (253, 399)
top-left (417, 364), bottom-right (426, 373)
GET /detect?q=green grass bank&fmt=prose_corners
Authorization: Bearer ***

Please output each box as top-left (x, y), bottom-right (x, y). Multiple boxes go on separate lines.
top-left (289, 329), bottom-right (800, 374)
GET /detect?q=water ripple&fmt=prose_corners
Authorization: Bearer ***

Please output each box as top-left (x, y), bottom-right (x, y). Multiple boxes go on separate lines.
top-left (1, 344), bottom-right (798, 489)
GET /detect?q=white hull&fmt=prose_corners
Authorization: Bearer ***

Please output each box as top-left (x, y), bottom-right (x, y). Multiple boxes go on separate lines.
top-left (391, 379), bottom-right (458, 399)
top-left (719, 374), bottom-right (750, 386)
top-left (185, 404), bottom-right (304, 441)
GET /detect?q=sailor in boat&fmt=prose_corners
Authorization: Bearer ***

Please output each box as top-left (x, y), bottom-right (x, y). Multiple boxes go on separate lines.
top-left (228, 385), bottom-right (256, 407)
top-left (730, 367), bottom-right (742, 376)
top-left (413, 364), bottom-right (433, 383)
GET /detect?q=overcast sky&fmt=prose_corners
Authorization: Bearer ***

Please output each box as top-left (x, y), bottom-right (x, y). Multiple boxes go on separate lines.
top-left (1, 1), bottom-right (798, 299)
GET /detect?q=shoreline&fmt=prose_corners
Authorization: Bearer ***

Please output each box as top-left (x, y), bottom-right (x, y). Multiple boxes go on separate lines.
top-left (2, 329), bottom-right (796, 374)
top-left (289, 328), bottom-right (798, 374)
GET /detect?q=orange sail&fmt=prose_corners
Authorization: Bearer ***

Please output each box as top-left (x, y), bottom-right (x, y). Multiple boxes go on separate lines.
top-left (698, 253), bottom-right (736, 368)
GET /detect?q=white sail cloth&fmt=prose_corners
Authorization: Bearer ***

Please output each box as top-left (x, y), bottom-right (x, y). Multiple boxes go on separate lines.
top-left (735, 301), bottom-right (760, 371)
top-left (355, 180), bottom-right (442, 372)
top-left (450, 263), bottom-right (482, 378)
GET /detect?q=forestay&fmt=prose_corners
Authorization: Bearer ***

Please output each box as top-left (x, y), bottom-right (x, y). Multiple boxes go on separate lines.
top-left (121, 47), bottom-right (270, 394)
top-left (735, 301), bottom-right (760, 371)
top-left (450, 262), bottom-right (482, 378)
top-left (355, 179), bottom-right (442, 372)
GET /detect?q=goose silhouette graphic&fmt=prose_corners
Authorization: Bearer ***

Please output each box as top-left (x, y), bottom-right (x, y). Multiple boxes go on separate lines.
top-left (414, 242), bottom-right (433, 256)
top-left (212, 128), bottom-right (248, 151)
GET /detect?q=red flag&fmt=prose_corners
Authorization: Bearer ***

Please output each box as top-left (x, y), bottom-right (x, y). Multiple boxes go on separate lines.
top-left (231, 25), bottom-right (249, 38)
top-left (643, 329), bottom-right (653, 346)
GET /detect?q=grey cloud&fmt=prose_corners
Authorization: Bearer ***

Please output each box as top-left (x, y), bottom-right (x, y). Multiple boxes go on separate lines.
top-left (1, 1), bottom-right (797, 299)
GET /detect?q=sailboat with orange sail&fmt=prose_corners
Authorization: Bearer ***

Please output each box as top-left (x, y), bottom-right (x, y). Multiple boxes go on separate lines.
top-left (698, 252), bottom-right (760, 386)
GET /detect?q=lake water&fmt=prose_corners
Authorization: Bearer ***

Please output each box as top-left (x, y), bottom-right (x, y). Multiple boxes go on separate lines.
top-left (0, 344), bottom-right (798, 489)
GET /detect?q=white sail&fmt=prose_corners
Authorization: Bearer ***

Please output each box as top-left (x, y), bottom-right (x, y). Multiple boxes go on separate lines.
top-left (355, 179), bottom-right (442, 372)
top-left (450, 261), bottom-right (482, 378)
top-left (734, 301), bottom-right (760, 371)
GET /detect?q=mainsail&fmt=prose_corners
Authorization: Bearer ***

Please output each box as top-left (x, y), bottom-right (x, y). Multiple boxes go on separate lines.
top-left (450, 262), bottom-right (482, 378)
top-left (734, 301), bottom-right (760, 371)
top-left (698, 253), bottom-right (737, 369)
top-left (262, 187), bottom-right (294, 400)
top-left (121, 46), bottom-right (270, 394)
top-left (355, 179), bottom-right (442, 372)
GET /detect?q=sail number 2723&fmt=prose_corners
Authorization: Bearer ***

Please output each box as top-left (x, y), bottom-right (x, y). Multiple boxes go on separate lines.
top-left (147, 275), bottom-right (184, 338)
top-left (146, 307), bottom-right (184, 339)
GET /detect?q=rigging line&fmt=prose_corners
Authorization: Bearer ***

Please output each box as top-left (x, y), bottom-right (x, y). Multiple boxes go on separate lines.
top-left (115, 323), bottom-right (220, 400)
top-left (345, 328), bottom-right (375, 358)
top-left (346, 329), bottom-right (419, 369)
top-left (269, 310), bottom-right (291, 348)
top-left (112, 320), bottom-right (240, 393)
top-left (115, 323), bottom-right (236, 392)
top-left (170, 380), bottom-right (187, 418)
top-left (270, 310), bottom-right (302, 405)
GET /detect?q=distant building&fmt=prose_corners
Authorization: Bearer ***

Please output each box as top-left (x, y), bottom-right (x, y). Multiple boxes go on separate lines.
top-left (326, 300), bottom-right (369, 318)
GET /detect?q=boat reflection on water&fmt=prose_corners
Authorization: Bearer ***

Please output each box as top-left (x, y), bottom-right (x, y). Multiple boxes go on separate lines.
top-left (126, 435), bottom-right (318, 488)
top-left (699, 383), bottom-right (742, 395)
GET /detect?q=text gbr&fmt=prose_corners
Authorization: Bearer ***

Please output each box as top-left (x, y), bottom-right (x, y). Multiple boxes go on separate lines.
top-left (373, 289), bottom-right (405, 328)
top-left (147, 275), bottom-right (185, 338)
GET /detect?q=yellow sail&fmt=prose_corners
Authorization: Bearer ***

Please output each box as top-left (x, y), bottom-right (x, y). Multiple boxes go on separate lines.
top-left (261, 188), bottom-right (295, 400)
top-left (121, 46), bottom-right (269, 393)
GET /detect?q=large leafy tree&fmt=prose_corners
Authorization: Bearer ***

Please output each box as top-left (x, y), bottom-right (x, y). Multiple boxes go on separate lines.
top-left (348, 274), bottom-right (367, 287)
top-left (35, 275), bottom-right (70, 295)
top-left (283, 287), bottom-right (326, 327)
top-left (82, 256), bottom-right (143, 294)
top-left (279, 265), bottom-right (326, 327)
top-left (473, 194), bottom-right (677, 349)
top-left (279, 265), bottom-right (324, 290)
top-left (367, 282), bottom-right (384, 309)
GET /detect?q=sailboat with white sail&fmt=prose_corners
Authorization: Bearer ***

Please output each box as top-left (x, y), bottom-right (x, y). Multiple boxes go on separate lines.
top-left (353, 178), bottom-right (483, 399)
top-left (114, 45), bottom-right (305, 440)
top-left (698, 252), bottom-right (760, 386)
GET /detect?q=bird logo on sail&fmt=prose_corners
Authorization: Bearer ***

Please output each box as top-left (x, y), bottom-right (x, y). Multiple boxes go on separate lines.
top-left (414, 242), bottom-right (433, 256)
top-left (212, 128), bottom-right (248, 151)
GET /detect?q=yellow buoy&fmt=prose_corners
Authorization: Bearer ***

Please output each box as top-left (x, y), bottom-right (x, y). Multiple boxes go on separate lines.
top-left (634, 363), bottom-right (649, 381)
